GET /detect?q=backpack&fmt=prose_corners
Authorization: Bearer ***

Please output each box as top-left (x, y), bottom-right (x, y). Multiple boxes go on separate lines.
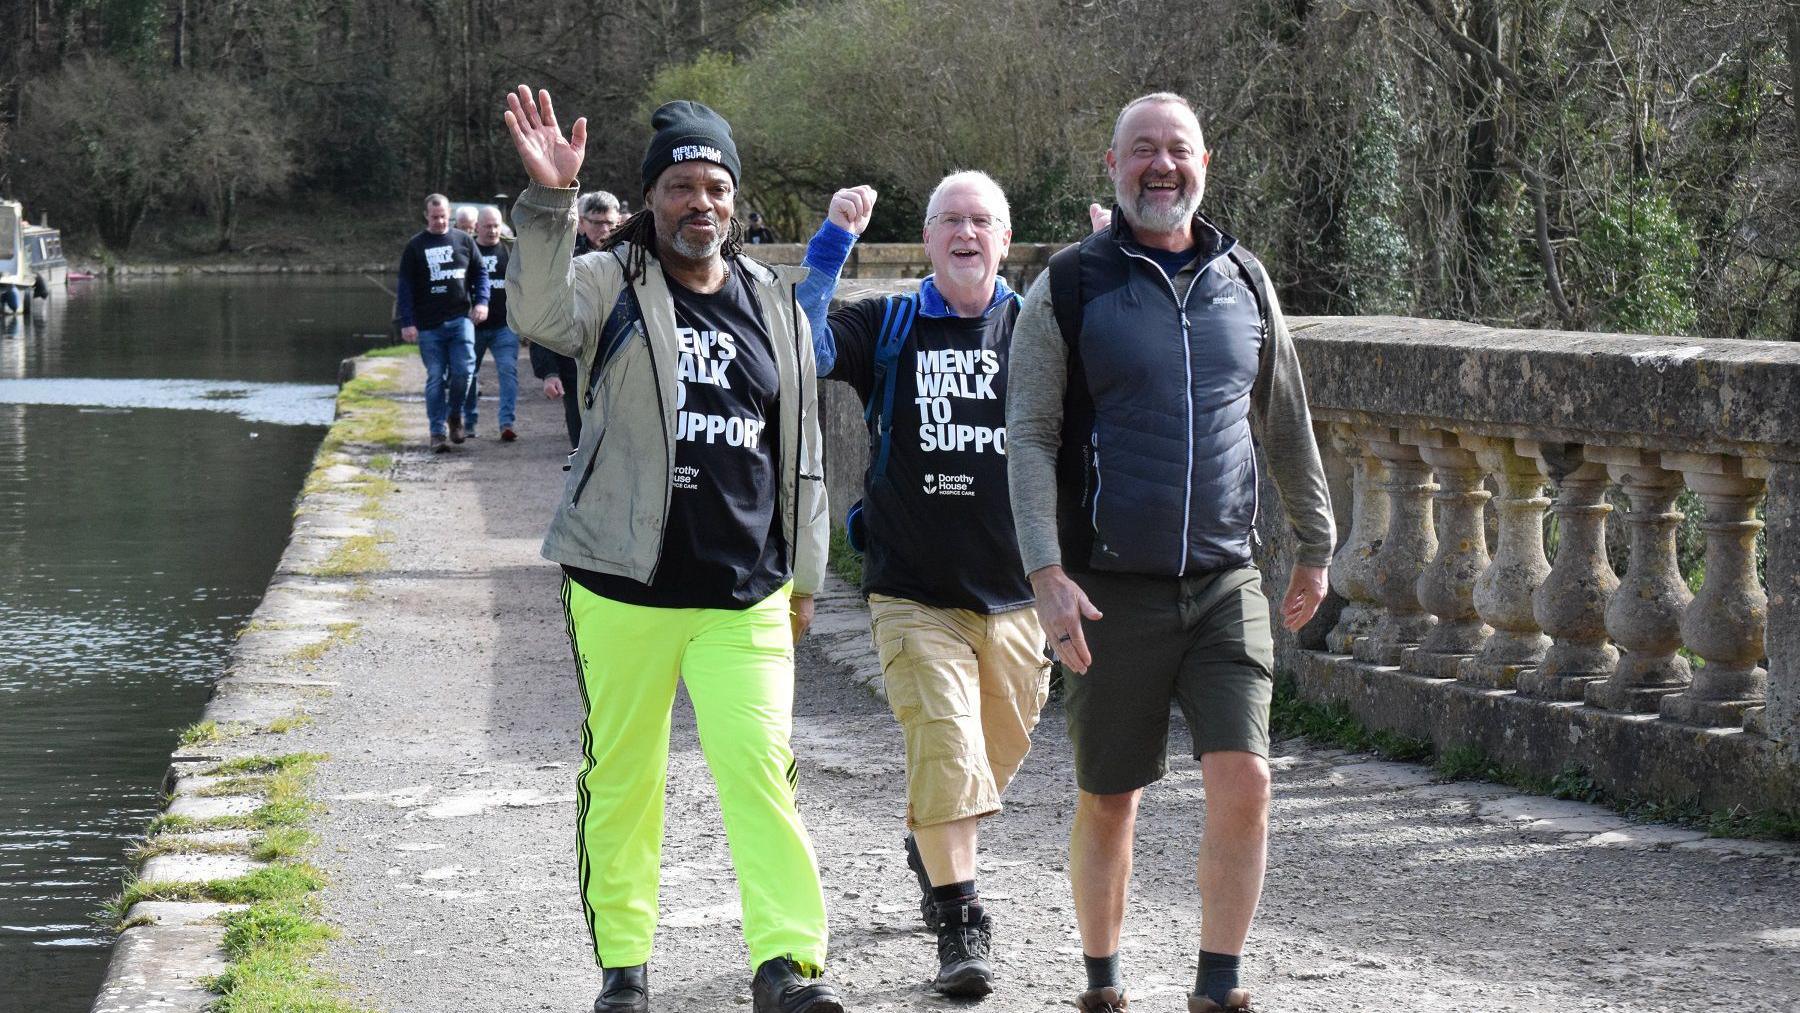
top-left (843, 293), bottom-right (920, 553)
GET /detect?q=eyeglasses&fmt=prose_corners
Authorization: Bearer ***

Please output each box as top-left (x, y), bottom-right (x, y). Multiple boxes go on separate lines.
top-left (925, 212), bottom-right (1006, 232)
top-left (583, 216), bottom-right (618, 227)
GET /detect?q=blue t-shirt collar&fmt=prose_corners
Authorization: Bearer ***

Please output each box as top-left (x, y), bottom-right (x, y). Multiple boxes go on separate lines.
top-left (917, 275), bottom-right (1017, 319)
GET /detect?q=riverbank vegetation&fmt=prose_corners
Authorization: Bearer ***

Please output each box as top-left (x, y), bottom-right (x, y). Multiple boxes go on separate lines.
top-left (1, 1), bottom-right (1792, 339)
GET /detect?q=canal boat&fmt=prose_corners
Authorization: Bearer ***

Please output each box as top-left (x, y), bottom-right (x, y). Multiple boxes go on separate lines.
top-left (0, 199), bottom-right (66, 314)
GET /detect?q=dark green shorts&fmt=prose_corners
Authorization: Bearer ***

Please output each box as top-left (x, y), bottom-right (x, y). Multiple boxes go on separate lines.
top-left (1061, 565), bottom-right (1275, 795)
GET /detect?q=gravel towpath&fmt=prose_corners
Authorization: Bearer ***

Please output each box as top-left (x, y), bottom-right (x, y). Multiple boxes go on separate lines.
top-left (290, 355), bottom-right (1800, 1013)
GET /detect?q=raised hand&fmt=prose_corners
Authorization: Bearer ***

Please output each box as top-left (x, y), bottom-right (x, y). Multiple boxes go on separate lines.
top-left (1087, 203), bottom-right (1112, 234)
top-left (826, 185), bottom-right (878, 236)
top-left (503, 85), bottom-right (587, 188)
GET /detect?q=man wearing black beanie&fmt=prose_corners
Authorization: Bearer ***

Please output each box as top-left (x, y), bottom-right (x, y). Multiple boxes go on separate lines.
top-left (503, 86), bottom-right (842, 1013)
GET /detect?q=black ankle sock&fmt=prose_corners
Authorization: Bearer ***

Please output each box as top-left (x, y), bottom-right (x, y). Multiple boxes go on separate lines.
top-left (1197, 949), bottom-right (1241, 1004)
top-left (930, 880), bottom-right (978, 907)
top-left (1084, 952), bottom-right (1121, 991)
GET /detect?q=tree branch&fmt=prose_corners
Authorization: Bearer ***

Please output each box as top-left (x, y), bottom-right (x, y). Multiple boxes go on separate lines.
top-left (1502, 151), bottom-right (1578, 328)
top-left (1405, 0), bottom-right (1530, 95)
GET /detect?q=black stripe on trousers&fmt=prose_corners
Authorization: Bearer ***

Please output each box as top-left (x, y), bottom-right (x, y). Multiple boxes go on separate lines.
top-left (563, 576), bottom-right (604, 962)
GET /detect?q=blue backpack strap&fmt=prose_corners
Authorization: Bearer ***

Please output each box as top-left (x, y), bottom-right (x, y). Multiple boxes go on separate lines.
top-left (867, 292), bottom-right (918, 480)
top-left (585, 254), bottom-right (644, 409)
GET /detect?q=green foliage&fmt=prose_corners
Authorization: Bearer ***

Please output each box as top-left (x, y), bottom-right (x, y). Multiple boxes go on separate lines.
top-left (1581, 185), bottom-right (1699, 334)
top-left (1269, 680), bottom-right (1433, 761)
top-left (13, 56), bottom-right (294, 253)
top-left (1341, 79), bottom-right (1414, 315)
top-left (827, 524), bottom-right (863, 587)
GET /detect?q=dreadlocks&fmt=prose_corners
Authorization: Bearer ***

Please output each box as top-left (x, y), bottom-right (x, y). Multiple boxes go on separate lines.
top-left (600, 206), bottom-right (746, 284)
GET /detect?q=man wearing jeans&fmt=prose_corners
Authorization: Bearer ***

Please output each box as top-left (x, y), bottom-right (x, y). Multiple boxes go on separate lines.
top-left (461, 206), bottom-right (520, 441)
top-left (397, 193), bottom-right (489, 452)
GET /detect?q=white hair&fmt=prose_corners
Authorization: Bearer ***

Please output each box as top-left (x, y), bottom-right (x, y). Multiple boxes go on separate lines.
top-left (924, 170), bottom-right (1010, 223)
top-left (1110, 91), bottom-right (1200, 149)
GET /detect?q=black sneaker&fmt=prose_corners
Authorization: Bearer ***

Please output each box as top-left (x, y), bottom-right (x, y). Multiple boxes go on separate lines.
top-left (932, 902), bottom-right (993, 997)
top-left (752, 957), bottom-right (845, 1013)
top-left (593, 963), bottom-right (648, 1012)
top-left (903, 834), bottom-right (939, 931)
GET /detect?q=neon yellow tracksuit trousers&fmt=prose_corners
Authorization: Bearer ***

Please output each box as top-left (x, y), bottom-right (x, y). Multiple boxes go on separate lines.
top-left (561, 576), bottom-right (829, 973)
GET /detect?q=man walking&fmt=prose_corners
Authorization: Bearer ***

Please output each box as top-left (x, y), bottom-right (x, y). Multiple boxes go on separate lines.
top-left (461, 206), bottom-right (520, 441)
top-left (397, 193), bottom-right (489, 452)
top-left (797, 172), bottom-right (1049, 999)
top-left (504, 86), bottom-right (844, 1013)
top-left (1006, 93), bottom-right (1335, 1013)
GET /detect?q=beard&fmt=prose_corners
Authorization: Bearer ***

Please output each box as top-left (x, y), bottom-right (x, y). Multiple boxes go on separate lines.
top-left (1117, 176), bottom-right (1201, 233)
top-left (664, 211), bottom-right (726, 260)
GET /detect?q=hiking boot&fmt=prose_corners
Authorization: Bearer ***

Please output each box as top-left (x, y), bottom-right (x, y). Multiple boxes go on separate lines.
top-left (430, 433), bottom-right (449, 453)
top-left (593, 963), bottom-right (648, 1012)
top-left (448, 416), bottom-right (465, 443)
top-left (902, 834), bottom-right (939, 931)
top-left (751, 957), bottom-right (845, 1013)
top-left (500, 425), bottom-right (518, 442)
top-left (1188, 989), bottom-right (1252, 1012)
top-left (931, 903), bottom-right (993, 997)
top-left (1075, 985), bottom-right (1128, 1011)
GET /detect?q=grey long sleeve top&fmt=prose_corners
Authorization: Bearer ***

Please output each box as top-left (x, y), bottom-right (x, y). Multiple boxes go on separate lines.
top-left (1005, 260), bottom-right (1337, 575)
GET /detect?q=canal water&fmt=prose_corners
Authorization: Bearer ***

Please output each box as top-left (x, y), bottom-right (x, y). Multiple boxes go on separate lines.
top-left (0, 276), bottom-right (393, 1013)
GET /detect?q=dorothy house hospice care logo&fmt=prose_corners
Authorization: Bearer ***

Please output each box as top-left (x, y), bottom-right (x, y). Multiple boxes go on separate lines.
top-left (913, 346), bottom-right (1001, 497)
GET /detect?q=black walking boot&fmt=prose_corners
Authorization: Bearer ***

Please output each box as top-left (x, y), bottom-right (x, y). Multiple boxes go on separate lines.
top-left (593, 963), bottom-right (648, 1012)
top-left (931, 901), bottom-right (993, 997)
top-left (752, 957), bottom-right (845, 1013)
top-left (902, 834), bottom-right (939, 931)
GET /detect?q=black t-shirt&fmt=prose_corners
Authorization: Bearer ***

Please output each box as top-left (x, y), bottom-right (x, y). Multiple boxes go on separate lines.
top-left (399, 229), bottom-right (483, 330)
top-left (478, 241), bottom-right (508, 327)
top-left (825, 296), bottom-right (1032, 613)
top-left (566, 261), bottom-right (788, 609)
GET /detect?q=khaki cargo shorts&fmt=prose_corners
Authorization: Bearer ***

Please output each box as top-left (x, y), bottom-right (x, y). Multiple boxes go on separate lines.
top-left (1061, 565), bottom-right (1276, 796)
top-left (869, 595), bottom-right (1052, 828)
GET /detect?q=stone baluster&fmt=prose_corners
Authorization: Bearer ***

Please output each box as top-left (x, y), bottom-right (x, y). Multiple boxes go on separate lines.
top-left (1660, 454), bottom-right (1768, 727)
top-left (1519, 448), bottom-right (1618, 700)
top-left (1354, 431), bottom-right (1438, 666)
top-left (1406, 432), bottom-right (1492, 677)
top-left (1756, 460), bottom-right (1798, 752)
top-left (1460, 436), bottom-right (1552, 689)
top-left (1326, 425), bottom-right (1390, 655)
top-left (1584, 449), bottom-right (1692, 712)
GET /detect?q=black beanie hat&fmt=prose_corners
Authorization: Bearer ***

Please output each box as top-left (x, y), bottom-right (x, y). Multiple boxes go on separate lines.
top-left (640, 101), bottom-right (741, 192)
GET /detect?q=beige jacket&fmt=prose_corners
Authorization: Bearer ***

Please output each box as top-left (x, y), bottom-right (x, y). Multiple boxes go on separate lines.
top-left (507, 183), bottom-right (827, 596)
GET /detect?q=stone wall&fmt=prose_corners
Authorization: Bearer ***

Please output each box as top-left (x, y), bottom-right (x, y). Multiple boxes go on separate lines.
top-left (817, 285), bottom-right (1800, 815)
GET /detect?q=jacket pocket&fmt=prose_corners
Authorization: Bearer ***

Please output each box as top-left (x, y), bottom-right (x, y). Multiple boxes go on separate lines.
top-left (568, 424), bottom-right (608, 507)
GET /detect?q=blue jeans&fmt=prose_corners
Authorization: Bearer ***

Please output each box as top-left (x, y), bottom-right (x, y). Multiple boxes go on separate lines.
top-left (417, 318), bottom-right (476, 436)
top-left (462, 324), bottom-right (519, 430)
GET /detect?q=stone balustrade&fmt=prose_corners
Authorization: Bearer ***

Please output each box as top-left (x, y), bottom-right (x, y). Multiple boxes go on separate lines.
top-left (817, 279), bottom-right (1798, 814)
top-left (1270, 317), bottom-right (1799, 813)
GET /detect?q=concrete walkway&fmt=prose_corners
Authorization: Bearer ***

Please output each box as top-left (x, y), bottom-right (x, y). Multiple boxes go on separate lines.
top-left (289, 353), bottom-right (1800, 1013)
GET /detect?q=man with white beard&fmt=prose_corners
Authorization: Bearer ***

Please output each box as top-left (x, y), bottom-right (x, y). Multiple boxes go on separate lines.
top-left (797, 171), bottom-right (1050, 999)
top-left (1006, 93), bottom-right (1336, 1013)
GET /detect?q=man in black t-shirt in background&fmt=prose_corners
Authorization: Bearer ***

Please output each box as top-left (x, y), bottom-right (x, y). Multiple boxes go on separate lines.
top-left (460, 206), bottom-right (520, 441)
top-left (397, 193), bottom-right (489, 451)
top-left (797, 171), bottom-right (1049, 999)
top-left (746, 211), bottom-right (777, 244)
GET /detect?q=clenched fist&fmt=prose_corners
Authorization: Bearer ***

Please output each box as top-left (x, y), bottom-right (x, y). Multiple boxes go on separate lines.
top-left (826, 185), bottom-right (878, 236)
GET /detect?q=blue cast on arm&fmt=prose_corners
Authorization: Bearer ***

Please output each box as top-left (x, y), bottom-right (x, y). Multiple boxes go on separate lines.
top-left (796, 220), bottom-right (858, 376)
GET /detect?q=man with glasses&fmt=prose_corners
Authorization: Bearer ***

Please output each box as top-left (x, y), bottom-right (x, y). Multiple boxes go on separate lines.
top-left (1007, 93), bottom-right (1335, 1013)
top-left (530, 190), bottom-right (623, 447)
top-left (798, 171), bottom-right (1050, 999)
